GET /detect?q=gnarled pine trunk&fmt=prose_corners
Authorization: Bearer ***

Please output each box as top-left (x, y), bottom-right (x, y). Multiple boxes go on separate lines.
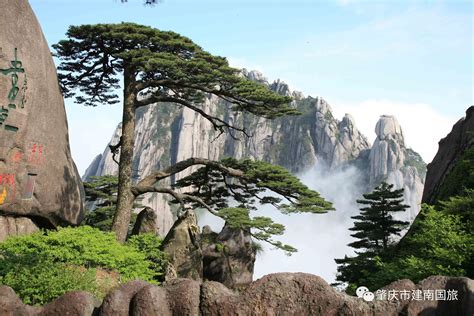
top-left (112, 67), bottom-right (137, 242)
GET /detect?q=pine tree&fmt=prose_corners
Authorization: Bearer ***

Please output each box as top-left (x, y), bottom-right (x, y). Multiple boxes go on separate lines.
top-left (83, 176), bottom-right (138, 233)
top-left (53, 23), bottom-right (332, 244)
top-left (170, 158), bottom-right (334, 254)
top-left (334, 182), bottom-right (409, 290)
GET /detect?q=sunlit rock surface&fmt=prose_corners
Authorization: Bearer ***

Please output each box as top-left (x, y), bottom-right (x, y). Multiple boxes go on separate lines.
top-left (369, 115), bottom-right (425, 222)
top-left (0, 0), bottom-right (83, 240)
top-left (2, 273), bottom-right (472, 315)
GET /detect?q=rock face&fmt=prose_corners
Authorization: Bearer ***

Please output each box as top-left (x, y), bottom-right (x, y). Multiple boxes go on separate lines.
top-left (369, 115), bottom-right (425, 222)
top-left (0, 215), bottom-right (39, 241)
top-left (84, 70), bottom-right (425, 236)
top-left (0, 0), bottom-right (84, 240)
top-left (422, 106), bottom-right (474, 204)
top-left (161, 211), bottom-right (203, 280)
top-left (131, 207), bottom-right (159, 236)
top-left (202, 223), bottom-right (257, 289)
top-left (2, 273), bottom-right (472, 316)
top-left (100, 280), bottom-right (149, 316)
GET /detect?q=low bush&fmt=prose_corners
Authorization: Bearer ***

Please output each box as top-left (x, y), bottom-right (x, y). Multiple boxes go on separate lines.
top-left (0, 226), bottom-right (166, 305)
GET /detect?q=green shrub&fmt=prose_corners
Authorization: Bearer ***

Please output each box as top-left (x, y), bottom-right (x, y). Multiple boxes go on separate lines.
top-left (0, 226), bottom-right (166, 305)
top-left (126, 233), bottom-right (167, 281)
top-left (0, 256), bottom-right (100, 305)
top-left (354, 204), bottom-right (473, 291)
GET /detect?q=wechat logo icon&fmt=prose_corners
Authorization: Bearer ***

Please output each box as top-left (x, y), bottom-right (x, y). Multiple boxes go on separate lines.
top-left (356, 286), bottom-right (374, 302)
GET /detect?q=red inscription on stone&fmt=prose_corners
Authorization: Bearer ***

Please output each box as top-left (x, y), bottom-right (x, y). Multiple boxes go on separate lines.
top-left (12, 151), bottom-right (22, 163)
top-left (27, 143), bottom-right (45, 166)
top-left (0, 173), bottom-right (16, 202)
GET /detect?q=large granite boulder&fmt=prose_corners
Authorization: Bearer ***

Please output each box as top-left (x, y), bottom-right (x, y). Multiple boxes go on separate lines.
top-left (38, 291), bottom-right (101, 316)
top-left (2, 274), bottom-right (474, 315)
top-left (131, 279), bottom-right (201, 316)
top-left (130, 207), bottom-right (160, 236)
top-left (0, 285), bottom-right (40, 315)
top-left (0, 215), bottom-right (39, 241)
top-left (406, 276), bottom-right (474, 316)
top-left (162, 211), bottom-right (203, 280)
top-left (100, 280), bottom-right (149, 316)
top-left (202, 223), bottom-right (256, 289)
top-left (0, 0), bottom-right (84, 239)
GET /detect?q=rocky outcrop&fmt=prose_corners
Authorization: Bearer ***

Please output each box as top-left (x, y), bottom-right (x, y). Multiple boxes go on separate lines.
top-left (0, 215), bottom-right (39, 241)
top-left (202, 223), bottom-right (256, 289)
top-left (130, 207), bottom-right (159, 236)
top-left (0, 0), bottom-right (84, 240)
top-left (131, 279), bottom-right (201, 316)
top-left (0, 286), bottom-right (40, 315)
top-left (0, 286), bottom-right (100, 316)
top-left (100, 280), bottom-right (149, 316)
top-left (200, 273), bottom-right (401, 315)
top-left (2, 273), bottom-right (472, 315)
top-left (38, 291), bottom-right (101, 316)
top-left (422, 106), bottom-right (474, 204)
top-left (368, 115), bottom-right (425, 222)
top-left (162, 211), bottom-right (203, 280)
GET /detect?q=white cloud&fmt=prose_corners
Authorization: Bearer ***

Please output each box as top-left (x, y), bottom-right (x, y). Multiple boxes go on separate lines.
top-left (227, 57), bottom-right (265, 73)
top-left (329, 99), bottom-right (458, 163)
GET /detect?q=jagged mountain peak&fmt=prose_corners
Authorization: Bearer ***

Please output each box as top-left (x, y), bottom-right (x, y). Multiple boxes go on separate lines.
top-left (84, 71), bottom-right (425, 235)
top-left (241, 68), bottom-right (305, 100)
top-left (241, 68), bottom-right (268, 84)
top-left (313, 96), bottom-right (332, 113)
top-left (340, 113), bottom-right (360, 135)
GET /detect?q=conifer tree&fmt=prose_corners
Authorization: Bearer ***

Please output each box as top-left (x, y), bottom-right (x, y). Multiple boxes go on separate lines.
top-left (335, 182), bottom-right (409, 288)
top-left (53, 23), bottom-right (333, 245)
top-left (83, 176), bottom-right (139, 233)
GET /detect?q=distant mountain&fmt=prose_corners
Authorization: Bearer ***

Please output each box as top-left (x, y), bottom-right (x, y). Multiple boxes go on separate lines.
top-left (83, 69), bottom-right (426, 236)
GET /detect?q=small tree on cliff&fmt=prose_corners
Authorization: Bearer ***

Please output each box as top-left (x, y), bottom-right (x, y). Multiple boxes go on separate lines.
top-left (334, 182), bottom-right (409, 290)
top-left (54, 23), bottom-right (333, 246)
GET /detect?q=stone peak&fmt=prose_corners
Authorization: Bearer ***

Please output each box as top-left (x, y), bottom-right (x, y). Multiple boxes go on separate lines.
top-left (241, 68), bottom-right (268, 84)
top-left (375, 115), bottom-right (404, 141)
top-left (241, 68), bottom-right (305, 99)
top-left (313, 96), bottom-right (332, 114)
top-left (341, 113), bottom-right (356, 126)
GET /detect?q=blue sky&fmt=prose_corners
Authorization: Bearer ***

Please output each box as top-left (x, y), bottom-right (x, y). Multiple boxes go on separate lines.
top-left (29, 0), bottom-right (473, 174)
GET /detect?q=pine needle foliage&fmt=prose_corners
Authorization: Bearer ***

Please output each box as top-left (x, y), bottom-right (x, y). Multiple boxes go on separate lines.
top-left (173, 158), bottom-right (334, 254)
top-left (83, 176), bottom-right (139, 233)
top-left (334, 182), bottom-right (409, 289)
top-left (53, 22), bottom-right (298, 242)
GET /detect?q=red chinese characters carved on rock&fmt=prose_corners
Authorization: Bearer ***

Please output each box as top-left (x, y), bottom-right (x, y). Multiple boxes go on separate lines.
top-left (27, 143), bottom-right (45, 166)
top-left (0, 173), bottom-right (16, 204)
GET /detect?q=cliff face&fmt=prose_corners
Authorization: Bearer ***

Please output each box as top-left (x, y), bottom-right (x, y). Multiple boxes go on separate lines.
top-left (83, 70), bottom-right (425, 235)
top-left (422, 106), bottom-right (474, 204)
top-left (369, 115), bottom-right (425, 221)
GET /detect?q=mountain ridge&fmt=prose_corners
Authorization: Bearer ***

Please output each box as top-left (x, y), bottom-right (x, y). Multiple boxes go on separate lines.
top-left (83, 69), bottom-right (426, 236)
